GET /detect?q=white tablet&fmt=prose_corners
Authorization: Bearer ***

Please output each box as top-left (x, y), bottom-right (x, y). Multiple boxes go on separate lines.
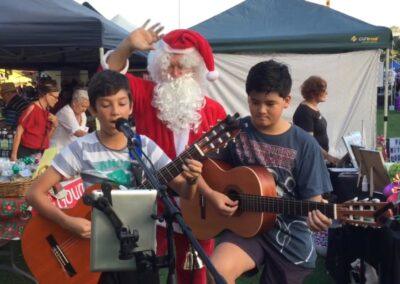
top-left (90, 189), bottom-right (157, 271)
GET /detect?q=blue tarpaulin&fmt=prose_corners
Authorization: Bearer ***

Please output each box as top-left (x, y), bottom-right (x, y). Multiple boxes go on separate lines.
top-left (191, 0), bottom-right (393, 53)
top-left (0, 0), bottom-right (145, 69)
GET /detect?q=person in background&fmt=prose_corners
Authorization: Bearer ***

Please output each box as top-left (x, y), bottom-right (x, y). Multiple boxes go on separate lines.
top-left (0, 82), bottom-right (29, 128)
top-left (293, 76), bottom-right (340, 165)
top-left (52, 79), bottom-right (81, 114)
top-left (10, 78), bottom-right (59, 160)
top-left (51, 88), bottom-right (89, 151)
top-left (105, 23), bottom-right (228, 284)
top-left (22, 85), bottom-right (38, 102)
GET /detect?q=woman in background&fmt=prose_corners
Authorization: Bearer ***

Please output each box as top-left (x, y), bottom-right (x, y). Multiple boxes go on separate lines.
top-left (51, 88), bottom-right (89, 150)
top-left (293, 76), bottom-right (340, 165)
top-left (10, 78), bottom-right (59, 160)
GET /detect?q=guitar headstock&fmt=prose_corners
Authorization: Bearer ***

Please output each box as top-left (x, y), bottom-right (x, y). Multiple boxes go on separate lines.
top-left (336, 200), bottom-right (390, 227)
top-left (194, 113), bottom-right (240, 156)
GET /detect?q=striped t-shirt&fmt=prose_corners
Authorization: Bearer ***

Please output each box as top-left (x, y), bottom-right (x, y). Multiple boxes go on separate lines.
top-left (52, 132), bottom-right (171, 189)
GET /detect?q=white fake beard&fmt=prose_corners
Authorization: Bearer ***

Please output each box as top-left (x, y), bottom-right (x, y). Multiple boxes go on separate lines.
top-left (152, 74), bottom-right (205, 133)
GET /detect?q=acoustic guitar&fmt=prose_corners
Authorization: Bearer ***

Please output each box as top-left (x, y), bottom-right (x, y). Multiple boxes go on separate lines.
top-left (180, 158), bottom-right (390, 240)
top-left (21, 114), bottom-right (240, 284)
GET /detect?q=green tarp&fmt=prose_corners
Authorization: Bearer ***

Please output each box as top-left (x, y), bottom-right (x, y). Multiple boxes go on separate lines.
top-left (191, 0), bottom-right (393, 53)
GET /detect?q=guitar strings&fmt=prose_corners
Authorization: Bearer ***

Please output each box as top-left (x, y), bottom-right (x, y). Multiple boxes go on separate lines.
top-left (59, 236), bottom-right (80, 251)
top-left (235, 193), bottom-right (333, 216)
top-left (139, 146), bottom-right (199, 188)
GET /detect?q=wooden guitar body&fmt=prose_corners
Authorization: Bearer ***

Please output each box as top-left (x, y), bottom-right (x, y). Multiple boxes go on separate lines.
top-left (181, 158), bottom-right (277, 240)
top-left (21, 186), bottom-right (100, 284)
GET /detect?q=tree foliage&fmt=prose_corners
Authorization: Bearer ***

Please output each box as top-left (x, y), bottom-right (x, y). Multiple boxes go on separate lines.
top-left (391, 26), bottom-right (400, 61)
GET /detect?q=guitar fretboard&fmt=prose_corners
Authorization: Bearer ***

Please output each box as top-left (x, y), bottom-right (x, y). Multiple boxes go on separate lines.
top-left (139, 145), bottom-right (202, 189)
top-left (237, 193), bottom-right (335, 219)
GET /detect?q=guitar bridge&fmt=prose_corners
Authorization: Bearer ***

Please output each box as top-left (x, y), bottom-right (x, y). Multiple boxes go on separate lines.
top-left (46, 235), bottom-right (77, 277)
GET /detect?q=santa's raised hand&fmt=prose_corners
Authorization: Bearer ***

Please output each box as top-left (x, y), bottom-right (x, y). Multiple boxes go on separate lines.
top-left (125, 20), bottom-right (164, 52)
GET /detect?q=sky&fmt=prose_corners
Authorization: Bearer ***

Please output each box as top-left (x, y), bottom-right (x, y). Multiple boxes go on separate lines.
top-left (76, 0), bottom-right (400, 32)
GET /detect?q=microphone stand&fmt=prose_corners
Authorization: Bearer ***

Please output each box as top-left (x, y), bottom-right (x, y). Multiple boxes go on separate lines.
top-left (126, 139), bottom-right (226, 284)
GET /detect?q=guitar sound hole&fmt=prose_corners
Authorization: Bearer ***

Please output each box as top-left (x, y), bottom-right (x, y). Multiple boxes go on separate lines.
top-left (227, 190), bottom-right (240, 202)
top-left (226, 189), bottom-right (243, 216)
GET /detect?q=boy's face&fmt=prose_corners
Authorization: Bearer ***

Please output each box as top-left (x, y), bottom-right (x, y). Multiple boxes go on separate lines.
top-left (247, 91), bottom-right (290, 130)
top-left (91, 89), bottom-right (132, 135)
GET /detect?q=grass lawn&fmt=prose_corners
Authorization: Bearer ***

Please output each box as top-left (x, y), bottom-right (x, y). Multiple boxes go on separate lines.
top-left (376, 108), bottom-right (400, 137)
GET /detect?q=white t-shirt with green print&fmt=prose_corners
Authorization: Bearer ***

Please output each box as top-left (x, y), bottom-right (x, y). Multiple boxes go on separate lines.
top-left (52, 132), bottom-right (171, 189)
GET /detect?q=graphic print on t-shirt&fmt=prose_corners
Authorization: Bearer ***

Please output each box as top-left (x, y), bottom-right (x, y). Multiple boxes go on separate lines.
top-left (235, 132), bottom-right (297, 196)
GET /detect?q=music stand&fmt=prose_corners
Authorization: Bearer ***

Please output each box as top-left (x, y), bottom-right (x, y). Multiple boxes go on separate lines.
top-left (342, 132), bottom-right (363, 169)
top-left (350, 145), bottom-right (365, 173)
top-left (358, 149), bottom-right (391, 194)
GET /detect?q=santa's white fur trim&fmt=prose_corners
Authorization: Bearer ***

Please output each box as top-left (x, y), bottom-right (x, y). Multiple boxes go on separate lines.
top-left (161, 41), bottom-right (196, 54)
top-left (206, 70), bottom-right (219, 81)
top-left (101, 50), bottom-right (130, 75)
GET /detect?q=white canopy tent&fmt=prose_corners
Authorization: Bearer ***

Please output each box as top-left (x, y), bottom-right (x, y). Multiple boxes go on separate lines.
top-left (208, 50), bottom-right (380, 155)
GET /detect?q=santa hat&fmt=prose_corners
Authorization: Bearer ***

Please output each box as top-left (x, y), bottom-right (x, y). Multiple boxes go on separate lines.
top-left (161, 29), bottom-right (219, 81)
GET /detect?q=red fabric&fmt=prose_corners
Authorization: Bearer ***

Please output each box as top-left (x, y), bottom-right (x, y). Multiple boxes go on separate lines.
top-left (19, 104), bottom-right (51, 150)
top-left (127, 73), bottom-right (226, 284)
top-left (163, 29), bottom-right (216, 73)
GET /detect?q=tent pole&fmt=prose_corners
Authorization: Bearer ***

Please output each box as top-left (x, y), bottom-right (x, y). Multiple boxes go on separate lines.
top-left (383, 48), bottom-right (390, 141)
top-left (99, 47), bottom-right (105, 67)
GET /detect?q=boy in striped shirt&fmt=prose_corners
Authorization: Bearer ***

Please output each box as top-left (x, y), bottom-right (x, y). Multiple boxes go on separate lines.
top-left (26, 70), bottom-right (203, 283)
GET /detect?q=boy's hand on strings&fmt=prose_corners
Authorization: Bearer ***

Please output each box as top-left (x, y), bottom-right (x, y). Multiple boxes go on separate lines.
top-left (182, 159), bottom-right (202, 185)
top-left (63, 216), bottom-right (91, 238)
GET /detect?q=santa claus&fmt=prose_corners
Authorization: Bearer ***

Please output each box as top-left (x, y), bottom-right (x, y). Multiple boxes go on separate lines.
top-left (102, 22), bottom-right (237, 284)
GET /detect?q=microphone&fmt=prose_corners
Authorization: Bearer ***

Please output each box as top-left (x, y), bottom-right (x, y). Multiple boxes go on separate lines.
top-left (115, 118), bottom-right (139, 146)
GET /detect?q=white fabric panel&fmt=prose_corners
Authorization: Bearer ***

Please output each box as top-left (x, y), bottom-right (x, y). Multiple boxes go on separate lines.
top-left (207, 50), bottom-right (381, 155)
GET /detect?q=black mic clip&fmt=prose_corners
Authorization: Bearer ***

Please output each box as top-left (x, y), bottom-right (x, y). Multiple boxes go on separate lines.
top-left (115, 118), bottom-right (141, 147)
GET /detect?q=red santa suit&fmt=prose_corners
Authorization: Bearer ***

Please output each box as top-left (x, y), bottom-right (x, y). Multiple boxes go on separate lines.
top-left (129, 73), bottom-right (226, 284)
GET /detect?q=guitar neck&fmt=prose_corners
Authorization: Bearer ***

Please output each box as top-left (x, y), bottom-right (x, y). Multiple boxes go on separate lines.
top-left (139, 145), bottom-right (202, 189)
top-left (238, 194), bottom-right (336, 219)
